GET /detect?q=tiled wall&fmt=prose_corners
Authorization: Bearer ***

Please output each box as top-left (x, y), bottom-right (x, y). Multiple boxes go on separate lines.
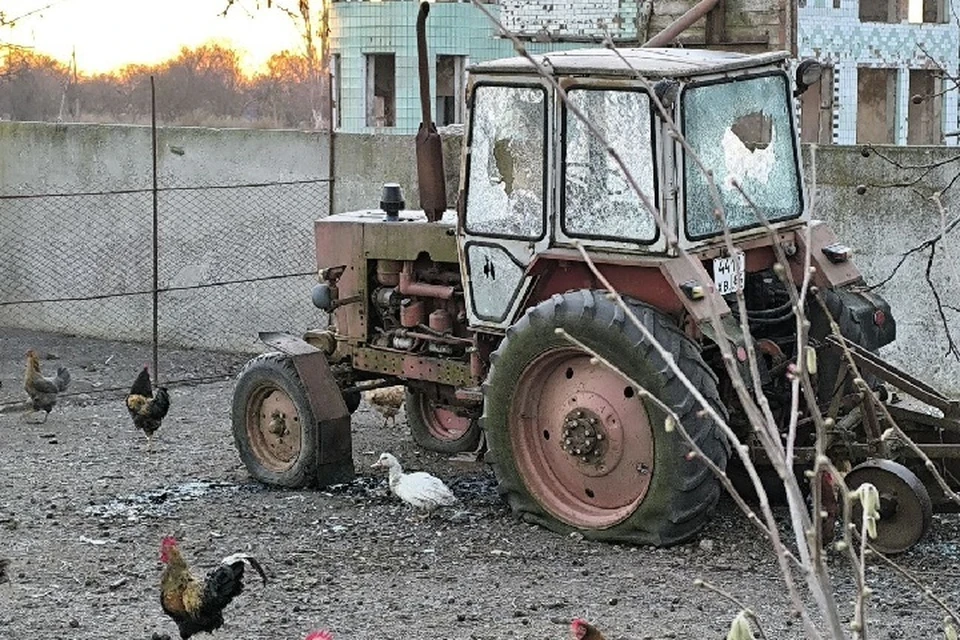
top-left (499, 0), bottom-right (641, 39)
top-left (798, 1), bottom-right (960, 144)
top-left (330, 1), bottom-right (584, 134)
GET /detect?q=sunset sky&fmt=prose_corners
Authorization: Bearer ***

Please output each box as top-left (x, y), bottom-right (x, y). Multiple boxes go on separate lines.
top-left (4, 0), bottom-right (305, 75)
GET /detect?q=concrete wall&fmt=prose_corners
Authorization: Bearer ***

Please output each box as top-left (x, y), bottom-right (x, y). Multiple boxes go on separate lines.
top-left (2, 122), bottom-right (958, 392)
top-left (808, 144), bottom-right (960, 393)
top-left (502, 0), bottom-right (791, 51)
top-left (0, 121), bottom-right (330, 353)
top-left (798, 0), bottom-right (960, 145)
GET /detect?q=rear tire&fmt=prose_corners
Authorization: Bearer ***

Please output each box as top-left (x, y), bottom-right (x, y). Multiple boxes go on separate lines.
top-left (407, 389), bottom-right (481, 453)
top-left (232, 353), bottom-right (319, 488)
top-left (482, 290), bottom-right (729, 546)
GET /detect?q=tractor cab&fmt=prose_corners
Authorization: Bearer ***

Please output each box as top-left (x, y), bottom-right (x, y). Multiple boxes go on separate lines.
top-left (459, 48), bottom-right (810, 330)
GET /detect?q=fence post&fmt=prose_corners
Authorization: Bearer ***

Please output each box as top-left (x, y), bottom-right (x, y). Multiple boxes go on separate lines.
top-left (151, 76), bottom-right (160, 384)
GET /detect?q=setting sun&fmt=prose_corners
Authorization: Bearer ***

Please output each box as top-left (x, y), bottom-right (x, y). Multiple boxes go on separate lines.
top-left (4, 0), bottom-right (305, 76)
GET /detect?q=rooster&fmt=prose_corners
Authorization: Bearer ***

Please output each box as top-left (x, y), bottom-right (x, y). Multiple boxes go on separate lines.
top-left (363, 385), bottom-right (406, 427)
top-left (23, 349), bottom-right (70, 423)
top-left (127, 365), bottom-right (171, 449)
top-left (571, 618), bottom-right (607, 640)
top-left (159, 536), bottom-right (267, 639)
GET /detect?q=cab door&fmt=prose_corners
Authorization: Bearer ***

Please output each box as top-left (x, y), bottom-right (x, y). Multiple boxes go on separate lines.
top-left (458, 79), bottom-right (553, 330)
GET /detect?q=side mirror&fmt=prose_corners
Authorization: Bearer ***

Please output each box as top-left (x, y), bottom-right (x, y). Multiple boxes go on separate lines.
top-left (794, 59), bottom-right (823, 98)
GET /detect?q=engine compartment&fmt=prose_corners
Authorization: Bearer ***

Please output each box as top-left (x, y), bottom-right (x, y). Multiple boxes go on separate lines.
top-left (367, 255), bottom-right (470, 362)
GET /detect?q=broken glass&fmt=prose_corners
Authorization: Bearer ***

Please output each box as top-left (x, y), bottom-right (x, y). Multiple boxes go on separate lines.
top-left (466, 244), bottom-right (525, 321)
top-left (682, 74), bottom-right (802, 239)
top-left (465, 85), bottom-right (546, 239)
top-left (564, 89), bottom-right (657, 241)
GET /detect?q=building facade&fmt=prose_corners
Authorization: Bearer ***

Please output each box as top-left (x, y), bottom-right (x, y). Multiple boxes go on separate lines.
top-left (328, 0), bottom-right (794, 135)
top-left (330, 1), bottom-right (567, 135)
top-left (798, 0), bottom-right (959, 145)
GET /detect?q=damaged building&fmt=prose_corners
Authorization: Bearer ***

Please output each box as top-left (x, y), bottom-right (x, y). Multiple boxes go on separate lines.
top-left (329, 0), bottom-right (959, 145)
top-left (798, 0), bottom-right (959, 145)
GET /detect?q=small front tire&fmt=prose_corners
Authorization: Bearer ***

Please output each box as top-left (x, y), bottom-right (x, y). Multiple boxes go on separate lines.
top-left (232, 353), bottom-right (319, 488)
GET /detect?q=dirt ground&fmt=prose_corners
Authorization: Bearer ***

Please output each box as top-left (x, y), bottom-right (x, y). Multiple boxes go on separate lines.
top-left (1, 329), bottom-right (959, 640)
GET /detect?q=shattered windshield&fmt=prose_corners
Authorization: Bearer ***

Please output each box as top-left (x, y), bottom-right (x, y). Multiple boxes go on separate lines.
top-left (465, 85), bottom-right (546, 239)
top-left (563, 89), bottom-right (657, 242)
top-left (682, 73), bottom-right (802, 239)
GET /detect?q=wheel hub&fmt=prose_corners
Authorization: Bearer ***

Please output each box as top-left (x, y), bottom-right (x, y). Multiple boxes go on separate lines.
top-left (268, 410), bottom-right (290, 437)
top-left (246, 386), bottom-right (302, 472)
top-left (509, 348), bottom-right (655, 529)
top-left (560, 409), bottom-right (606, 462)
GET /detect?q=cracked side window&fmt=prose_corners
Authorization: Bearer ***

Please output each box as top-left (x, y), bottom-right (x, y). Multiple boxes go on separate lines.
top-left (682, 74), bottom-right (802, 239)
top-left (564, 89), bottom-right (656, 242)
top-left (465, 85), bottom-right (546, 239)
top-left (466, 244), bottom-right (524, 321)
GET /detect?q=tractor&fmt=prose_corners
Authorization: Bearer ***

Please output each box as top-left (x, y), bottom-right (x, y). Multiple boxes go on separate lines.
top-left (231, 6), bottom-right (960, 552)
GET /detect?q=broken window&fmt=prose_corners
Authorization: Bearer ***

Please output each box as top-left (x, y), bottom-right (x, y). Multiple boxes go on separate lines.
top-left (908, 69), bottom-right (942, 145)
top-left (682, 74), bottom-right (802, 239)
top-left (908, 0), bottom-right (945, 22)
top-left (466, 244), bottom-right (525, 322)
top-left (436, 55), bottom-right (466, 126)
top-left (799, 65), bottom-right (834, 144)
top-left (856, 68), bottom-right (897, 144)
top-left (465, 85), bottom-right (546, 239)
top-left (859, 0), bottom-right (898, 22)
top-left (365, 53), bottom-right (395, 127)
top-left (563, 88), bottom-right (657, 242)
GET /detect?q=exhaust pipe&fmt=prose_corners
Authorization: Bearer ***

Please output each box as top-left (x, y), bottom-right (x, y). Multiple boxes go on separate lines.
top-left (415, 1), bottom-right (447, 223)
top-left (643, 0), bottom-right (721, 47)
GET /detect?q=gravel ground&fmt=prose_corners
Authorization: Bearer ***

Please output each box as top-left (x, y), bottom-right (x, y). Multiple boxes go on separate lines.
top-left (1, 329), bottom-right (959, 640)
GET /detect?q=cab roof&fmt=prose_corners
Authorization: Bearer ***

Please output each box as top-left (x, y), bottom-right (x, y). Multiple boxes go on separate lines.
top-left (470, 47), bottom-right (791, 78)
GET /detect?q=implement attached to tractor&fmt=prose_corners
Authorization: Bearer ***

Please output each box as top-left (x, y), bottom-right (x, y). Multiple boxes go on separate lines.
top-left (231, 3), bottom-right (959, 553)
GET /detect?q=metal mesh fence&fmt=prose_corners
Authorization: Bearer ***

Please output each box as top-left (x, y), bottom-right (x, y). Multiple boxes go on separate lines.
top-left (0, 176), bottom-right (330, 387)
top-left (156, 180), bottom-right (328, 352)
top-left (0, 190), bottom-right (154, 341)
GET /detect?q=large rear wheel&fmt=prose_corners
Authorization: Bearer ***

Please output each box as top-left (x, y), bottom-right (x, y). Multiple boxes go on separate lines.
top-left (231, 353), bottom-right (318, 488)
top-left (483, 290), bottom-right (729, 546)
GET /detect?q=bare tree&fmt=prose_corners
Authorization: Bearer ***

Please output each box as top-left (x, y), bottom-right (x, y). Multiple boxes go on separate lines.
top-left (222, 0), bottom-right (330, 129)
top-left (468, 2), bottom-right (960, 639)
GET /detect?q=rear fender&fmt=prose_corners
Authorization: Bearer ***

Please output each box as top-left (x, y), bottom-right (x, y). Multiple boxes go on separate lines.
top-left (259, 332), bottom-right (354, 486)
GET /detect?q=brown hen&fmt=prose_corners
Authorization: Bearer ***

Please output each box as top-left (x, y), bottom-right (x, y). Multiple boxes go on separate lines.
top-left (23, 350), bottom-right (70, 423)
top-left (363, 385), bottom-right (406, 427)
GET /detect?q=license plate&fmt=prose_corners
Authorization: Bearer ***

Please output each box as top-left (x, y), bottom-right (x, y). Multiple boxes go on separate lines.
top-left (713, 252), bottom-right (745, 295)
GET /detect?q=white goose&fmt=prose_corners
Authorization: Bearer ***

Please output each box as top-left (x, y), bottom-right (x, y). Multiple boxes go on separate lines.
top-left (371, 452), bottom-right (458, 513)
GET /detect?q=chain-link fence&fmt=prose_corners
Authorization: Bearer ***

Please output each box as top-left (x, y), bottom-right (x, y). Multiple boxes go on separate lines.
top-left (0, 174), bottom-right (330, 395)
top-left (156, 179), bottom-right (328, 352)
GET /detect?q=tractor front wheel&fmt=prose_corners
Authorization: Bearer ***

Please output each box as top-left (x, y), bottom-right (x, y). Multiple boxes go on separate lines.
top-left (482, 290), bottom-right (729, 546)
top-left (231, 353), bottom-right (319, 488)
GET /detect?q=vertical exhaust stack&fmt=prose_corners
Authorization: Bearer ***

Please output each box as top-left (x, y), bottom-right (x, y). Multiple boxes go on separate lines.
top-left (415, 1), bottom-right (447, 223)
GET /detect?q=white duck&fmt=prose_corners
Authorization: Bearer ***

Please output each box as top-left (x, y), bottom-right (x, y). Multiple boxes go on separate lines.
top-left (371, 452), bottom-right (458, 513)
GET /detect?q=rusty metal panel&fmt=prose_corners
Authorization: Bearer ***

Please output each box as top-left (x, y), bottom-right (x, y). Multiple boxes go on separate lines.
top-left (792, 223), bottom-right (862, 288)
top-left (362, 215), bottom-right (459, 263)
top-left (290, 351), bottom-right (353, 483)
top-left (352, 346), bottom-right (473, 388)
top-left (316, 216), bottom-right (367, 340)
top-left (659, 257), bottom-right (732, 322)
top-left (259, 331), bottom-right (321, 356)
